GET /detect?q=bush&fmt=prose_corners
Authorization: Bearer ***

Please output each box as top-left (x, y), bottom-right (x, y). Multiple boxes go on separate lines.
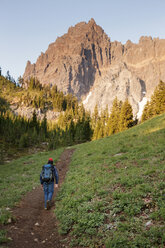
top-left (19, 133), bottom-right (29, 148)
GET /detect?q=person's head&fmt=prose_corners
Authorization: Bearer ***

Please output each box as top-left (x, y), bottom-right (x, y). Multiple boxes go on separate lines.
top-left (48, 158), bottom-right (53, 165)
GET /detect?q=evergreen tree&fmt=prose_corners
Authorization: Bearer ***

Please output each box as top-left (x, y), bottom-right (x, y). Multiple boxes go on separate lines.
top-left (91, 104), bottom-right (99, 130)
top-left (74, 118), bottom-right (82, 143)
top-left (100, 106), bottom-right (109, 137)
top-left (151, 81), bottom-right (165, 115)
top-left (92, 119), bottom-right (102, 140)
top-left (141, 101), bottom-right (152, 122)
top-left (6, 70), bottom-right (11, 81)
top-left (19, 133), bottom-right (29, 148)
top-left (41, 114), bottom-right (48, 138)
top-left (142, 81), bottom-right (165, 122)
top-left (119, 99), bottom-right (134, 131)
top-left (73, 101), bottom-right (79, 119)
top-left (66, 119), bottom-right (75, 145)
top-left (29, 110), bottom-right (39, 133)
top-left (106, 97), bottom-right (121, 136)
top-left (104, 105), bottom-right (109, 125)
top-left (83, 116), bottom-right (93, 141)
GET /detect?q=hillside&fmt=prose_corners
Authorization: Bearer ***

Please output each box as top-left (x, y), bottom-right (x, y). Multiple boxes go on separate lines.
top-left (0, 75), bottom-right (164, 165)
top-left (55, 113), bottom-right (165, 247)
top-left (0, 113), bottom-right (164, 247)
top-left (23, 18), bottom-right (165, 116)
top-left (0, 75), bottom-right (62, 120)
top-left (0, 75), bottom-right (78, 162)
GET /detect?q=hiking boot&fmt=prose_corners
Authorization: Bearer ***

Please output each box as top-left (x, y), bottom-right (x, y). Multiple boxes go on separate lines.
top-left (46, 200), bottom-right (51, 210)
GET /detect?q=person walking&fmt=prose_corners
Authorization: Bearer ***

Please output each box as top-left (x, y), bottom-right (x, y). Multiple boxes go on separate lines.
top-left (40, 158), bottom-right (59, 210)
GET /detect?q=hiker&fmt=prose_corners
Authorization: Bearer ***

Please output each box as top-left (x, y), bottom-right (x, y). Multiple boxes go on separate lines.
top-left (40, 158), bottom-right (59, 210)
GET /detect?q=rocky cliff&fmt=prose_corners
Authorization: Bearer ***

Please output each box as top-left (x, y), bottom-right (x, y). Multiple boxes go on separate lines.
top-left (23, 18), bottom-right (165, 117)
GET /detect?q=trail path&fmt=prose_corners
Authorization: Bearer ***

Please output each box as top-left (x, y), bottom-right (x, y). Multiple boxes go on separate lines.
top-left (4, 149), bottom-right (74, 248)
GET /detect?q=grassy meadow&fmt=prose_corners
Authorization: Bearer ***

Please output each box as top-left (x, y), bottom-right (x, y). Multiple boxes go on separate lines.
top-left (55, 113), bottom-right (165, 247)
top-left (0, 113), bottom-right (165, 247)
top-left (0, 148), bottom-right (64, 243)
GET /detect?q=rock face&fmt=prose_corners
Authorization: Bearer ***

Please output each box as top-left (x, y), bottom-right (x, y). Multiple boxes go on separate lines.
top-left (24, 19), bottom-right (111, 99)
top-left (10, 104), bottom-right (60, 121)
top-left (23, 18), bottom-right (165, 117)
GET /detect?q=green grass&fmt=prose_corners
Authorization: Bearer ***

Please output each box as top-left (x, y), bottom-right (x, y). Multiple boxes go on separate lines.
top-left (0, 114), bottom-right (165, 247)
top-left (0, 147), bottom-right (64, 243)
top-left (0, 230), bottom-right (8, 244)
top-left (55, 114), bottom-right (165, 247)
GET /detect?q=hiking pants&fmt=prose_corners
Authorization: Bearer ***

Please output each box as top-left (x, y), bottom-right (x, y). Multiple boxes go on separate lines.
top-left (43, 182), bottom-right (54, 208)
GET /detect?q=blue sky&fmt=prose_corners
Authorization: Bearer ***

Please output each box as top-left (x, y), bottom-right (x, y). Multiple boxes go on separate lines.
top-left (0, 0), bottom-right (165, 80)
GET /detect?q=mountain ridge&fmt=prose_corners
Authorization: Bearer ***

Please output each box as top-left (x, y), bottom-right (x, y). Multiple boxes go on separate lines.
top-left (23, 18), bottom-right (165, 117)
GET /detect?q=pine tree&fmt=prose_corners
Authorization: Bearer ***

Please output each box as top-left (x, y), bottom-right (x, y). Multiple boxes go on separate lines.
top-left (141, 101), bottom-right (152, 122)
top-left (83, 116), bottom-right (92, 141)
top-left (41, 114), bottom-right (48, 138)
top-left (104, 105), bottom-right (109, 125)
top-left (91, 104), bottom-right (99, 129)
top-left (19, 133), bottom-right (29, 148)
top-left (29, 110), bottom-right (39, 133)
top-left (73, 101), bottom-right (79, 119)
top-left (92, 119), bottom-right (102, 140)
top-left (66, 119), bottom-right (75, 145)
top-left (74, 118), bottom-right (82, 143)
top-left (78, 104), bottom-right (86, 121)
top-left (119, 99), bottom-right (134, 131)
top-left (151, 81), bottom-right (165, 115)
top-left (142, 81), bottom-right (165, 122)
top-left (106, 97), bottom-right (121, 135)
top-left (6, 71), bottom-right (11, 81)
top-left (100, 106), bottom-right (109, 137)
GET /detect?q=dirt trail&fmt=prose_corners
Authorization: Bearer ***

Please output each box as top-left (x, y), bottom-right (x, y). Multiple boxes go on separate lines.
top-left (4, 148), bottom-right (75, 248)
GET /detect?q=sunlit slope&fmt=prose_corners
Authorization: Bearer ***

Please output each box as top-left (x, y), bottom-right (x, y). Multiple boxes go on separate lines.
top-left (55, 114), bottom-right (165, 248)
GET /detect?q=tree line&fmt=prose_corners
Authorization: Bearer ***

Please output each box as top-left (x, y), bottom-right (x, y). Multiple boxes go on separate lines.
top-left (141, 81), bottom-right (165, 122)
top-left (0, 110), bottom-right (48, 148)
top-left (0, 75), bottom-right (92, 149)
top-left (0, 74), bottom-right (164, 151)
top-left (91, 98), bottom-right (137, 140)
top-left (19, 77), bottom-right (78, 112)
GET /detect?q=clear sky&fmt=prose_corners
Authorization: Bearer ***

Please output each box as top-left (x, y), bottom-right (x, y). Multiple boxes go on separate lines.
top-left (0, 0), bottom-right (165, 80)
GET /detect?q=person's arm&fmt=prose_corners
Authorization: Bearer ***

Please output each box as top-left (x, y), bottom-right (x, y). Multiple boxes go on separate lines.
top-left (54, 166), bottom-right (59, 187)
top-left (40, 173), bottom-right (43, 188)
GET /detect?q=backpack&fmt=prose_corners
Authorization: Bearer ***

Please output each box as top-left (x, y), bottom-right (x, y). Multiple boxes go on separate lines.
top-left (41, 164), bottom-right (54, 183)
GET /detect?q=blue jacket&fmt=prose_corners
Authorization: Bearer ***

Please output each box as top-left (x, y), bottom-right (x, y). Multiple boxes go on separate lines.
top-left (40, 165), bottom-right (59, 185)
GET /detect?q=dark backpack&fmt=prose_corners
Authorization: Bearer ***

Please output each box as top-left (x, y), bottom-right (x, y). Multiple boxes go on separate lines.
top-left (41, 164), bottom-right (54, 183)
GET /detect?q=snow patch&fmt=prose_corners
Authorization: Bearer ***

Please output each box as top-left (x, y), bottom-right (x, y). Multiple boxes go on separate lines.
top-left (137, 97), bottom-right (147, 120)
top-left (83, 91), bottom-right (92, 105)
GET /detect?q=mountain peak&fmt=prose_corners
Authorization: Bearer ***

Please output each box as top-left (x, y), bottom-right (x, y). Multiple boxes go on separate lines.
top-left (88, 18), bottom-right (96, 25)
top-left (23, 20), bottom-right (165, 116)
top-left (23, 18), bottom-right (111, 95)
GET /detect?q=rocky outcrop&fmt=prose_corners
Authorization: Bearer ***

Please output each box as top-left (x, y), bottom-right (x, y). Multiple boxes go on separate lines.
top-left (83, 63), bottom-right (145, 115)
top-left (24, 18), bottom-right (111, 99)
top-left (122, 36), bottom-right (165, 97)
top-left (23, 19), bottom-right (165, 117)
top-left (10, 104), bottom-right (60, 121)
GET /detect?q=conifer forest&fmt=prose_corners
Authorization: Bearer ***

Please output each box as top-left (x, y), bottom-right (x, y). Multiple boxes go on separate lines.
top-left (0, 75), bottom-right (165, 155)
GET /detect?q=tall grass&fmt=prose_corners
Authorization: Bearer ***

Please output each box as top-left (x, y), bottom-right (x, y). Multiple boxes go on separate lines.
top-left (55, 114), bottom-right (165, 247)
